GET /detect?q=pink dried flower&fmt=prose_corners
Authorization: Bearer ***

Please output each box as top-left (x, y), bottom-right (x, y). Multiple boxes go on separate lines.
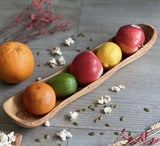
top-left (47, 1), bottom-right (53, 6)
top-left (24, 41), bottom-right (29, 43)
top-left (30, 13), bottom-right (35, 20)
top-left (0, 0), bottom-right (71, 43)
top-left (39, 21), bottom-right (44, 27)
top-left (123, 135), bottom-right (129, 140)
top-left (14, 16), bottom-right (20, 23)
top-left (145, 131), bottom-right (148, 140)
top-left (32, 0), bottom-right (40, 6)
top-left (121, 128), bottom-right (126, 135)
top-left (149, 137), bottom-right (160, 145)
top-left (25, 24), bottom-right (33, 30)
top-left (140, 132), bottom-right (145, 142)
top-left (44, 0), bottom-right (49, 5)
top-left (37, 7), bottom-right (43, 13)
top-left (65, 21), bottom-right (72, 27)
top-left (139, 131), bottom-right (148, 142)
top-left (39, 28), bottom-right (46, 34)
top-left (56, 15), bottom-right (65, 21)
top-left (128, 136), bottom-right (137, 144)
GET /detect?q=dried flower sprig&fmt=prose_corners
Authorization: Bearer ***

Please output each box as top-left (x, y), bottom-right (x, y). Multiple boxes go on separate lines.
top-left (126, 121), bottom-right (160, 145)
top-left (149, 137), bottom-right (160, 145)
top-left (132, 129), bottom-right (160, 146)
top-left (0, 0), bottom-right (71, 43)
top-left (108, 121), bottom-right (160, 146)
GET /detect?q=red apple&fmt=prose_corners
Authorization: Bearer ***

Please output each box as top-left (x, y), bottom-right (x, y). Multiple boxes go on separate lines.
top-left (114, 24), bottom-right (145, 56)
top-left (70, 51), bottom-right (103, 86)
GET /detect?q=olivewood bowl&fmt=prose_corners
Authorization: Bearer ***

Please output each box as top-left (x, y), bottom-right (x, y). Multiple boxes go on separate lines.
top-left (3, 23), bottom-right (157, 128)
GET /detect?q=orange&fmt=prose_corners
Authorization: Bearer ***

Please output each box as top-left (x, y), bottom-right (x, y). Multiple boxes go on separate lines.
top-left (0, 42), bottom-right (34, 84)
top-left (23, 82), bottom-right (56, 116)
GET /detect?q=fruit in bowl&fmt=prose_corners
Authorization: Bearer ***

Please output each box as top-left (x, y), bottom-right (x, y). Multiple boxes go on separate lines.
top-left (48, 73), bottom-right (77, 98)
top-left (23, 82), bottom-right (56, 116)
top-left (114, 24), bottom-right (145, 56)
top-left (96, 42), bottom-right (122, 69)
top-left (70, 51), bottom-right (103, 86)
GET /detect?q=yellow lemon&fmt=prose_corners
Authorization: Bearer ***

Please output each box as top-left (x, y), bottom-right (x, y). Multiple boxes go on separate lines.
top-left (96, 42), bottom-right (122, 69)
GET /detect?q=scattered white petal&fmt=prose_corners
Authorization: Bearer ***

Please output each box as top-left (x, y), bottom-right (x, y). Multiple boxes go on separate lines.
top-left (44, 121), bottom-right (50, 127)
top-left (68, 112), bottom-right (78, 121)
top-left (64, 38), bottom-right (74, 46)
top-left (104, 107), bottom-right (112, 114)
top-left (48, 58), bottom-right (57, 68)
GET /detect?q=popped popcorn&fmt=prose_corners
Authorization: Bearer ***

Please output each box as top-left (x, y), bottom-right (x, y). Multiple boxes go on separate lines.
top-left (51, 47), bottom-right (62, 56)
top-left (57, 129), bottom-right (72, 141)
top-left (57, 56), bottom-right (65, 65)
top-left (0, 133), bottom-right (8, 144)
top-left (36, 77), bottom-right (42, 81)
top-left (111, 86), bottom-right (121, 92)
top-left (104, 107), bottom-right (112, 114)
top-left (0, 131), bottom-right (16, 146)
top-left (97, 96), bottom-right (104, 104)
top-left (68, 112), bottom-right (78, 121)
top-left (118, 84), bottom-right (125, 90)
top-left (48, 58), bottom-right (57, 68)
top-left (8, 132), bottom-right (16, 143)
top-left (110, 84), bottom-right (125, 92)
top-left (103, 95), bottom-right (111, 104)
top-left (64, 37), bottom-right (74, 46)
top-left (44, 120), bottom-right (50, 127)
top-left (97, 95), bottom-right (111, 104)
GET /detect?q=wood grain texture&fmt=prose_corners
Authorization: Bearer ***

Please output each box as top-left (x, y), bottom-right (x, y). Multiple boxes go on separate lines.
top-left (1, 0), bottom-right (160, 145)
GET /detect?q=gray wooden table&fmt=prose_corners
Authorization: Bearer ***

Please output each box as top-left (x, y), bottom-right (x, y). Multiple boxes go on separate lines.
top-left (0, 0), bottom-right (160, 145)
